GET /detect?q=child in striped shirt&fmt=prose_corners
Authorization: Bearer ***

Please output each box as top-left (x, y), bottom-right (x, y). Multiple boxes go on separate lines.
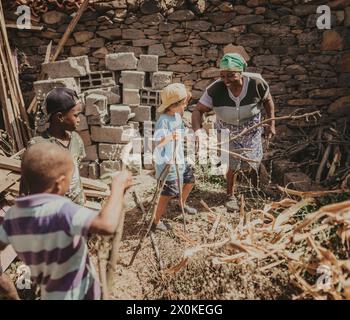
top-left (0, 143), bottom-right (132, 300)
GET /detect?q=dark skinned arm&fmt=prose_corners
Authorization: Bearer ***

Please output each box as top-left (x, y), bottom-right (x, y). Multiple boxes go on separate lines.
top-left (263, 93), bottom-right (276, 139)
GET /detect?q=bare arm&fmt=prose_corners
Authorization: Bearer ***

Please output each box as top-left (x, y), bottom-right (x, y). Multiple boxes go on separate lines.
top-left (191, 102), bottom-right (211, 132)
top-left (89, 171), bottom-right (132, 235)
top-left (263, 93), bottom-right (276, 138)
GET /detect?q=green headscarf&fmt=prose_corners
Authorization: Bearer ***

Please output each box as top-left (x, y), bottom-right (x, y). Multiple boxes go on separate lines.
top-left (219, 53), bottom-right (247, 72)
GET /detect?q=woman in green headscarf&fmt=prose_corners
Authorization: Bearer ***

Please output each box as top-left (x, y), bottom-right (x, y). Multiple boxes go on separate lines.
top-left (192, 53), bottom-right (276, 212)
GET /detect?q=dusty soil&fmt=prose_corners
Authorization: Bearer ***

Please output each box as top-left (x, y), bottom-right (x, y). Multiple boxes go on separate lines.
top-left (106, 168), bottom-right (297, 300)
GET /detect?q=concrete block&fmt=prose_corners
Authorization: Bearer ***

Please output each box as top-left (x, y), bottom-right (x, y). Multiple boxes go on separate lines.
top-left (34, 78), bottom-right (80, 101)
top-left (79, 130), bottom-right (92, 146)
top-left (88, 162), bottom-right (100, 180)
top-left (140, 88), bottom-right (161, 107)
top-left (85, 144), bottom-right (98, 161)
top-left (100, 160), bottom-right (122, 177)
top-left (91, 125), bottom-right (130, 144)
top-left (120, 71), bottom-right (145, 89)
top-left (80, 161), bottom-right (90, 178)
top-left (138, 55), bottom-right (159, 72)
top-left (77, 114), bottom-right (88, 132)
top-left (130, 105), bottom-right (152, 122)
top-left (98, 143), bottom-right (124, 160)
top-left (87, 115), bottom-right (108, 126)
top-left (42, 56), bottom-right (90, 79)
top-left (105, 52), bottom-right (138, 71)
top-left (84, 87), bottom-right (121, 104)
top-left (110, 105), bottom-right (132, 126)
top-left (151, 71), bottom-right (173, 90)
top-left (123, 89), bottom-right (140, 105)
top-left (85, 94), bottom-right (108, 116)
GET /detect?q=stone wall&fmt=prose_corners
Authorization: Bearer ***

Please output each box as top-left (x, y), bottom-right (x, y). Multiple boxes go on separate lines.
top-left (7, 0), bottom-right (350, 115)
top-left (5, 0), bottom-right (350, 116)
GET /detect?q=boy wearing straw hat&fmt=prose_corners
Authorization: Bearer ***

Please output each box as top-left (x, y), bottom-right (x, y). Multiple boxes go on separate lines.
top-left (153, 83), bottom-right (197, 232)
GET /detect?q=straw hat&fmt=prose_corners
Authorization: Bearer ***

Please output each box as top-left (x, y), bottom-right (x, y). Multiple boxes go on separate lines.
top-left (158, 83), bottom-right (188, 113)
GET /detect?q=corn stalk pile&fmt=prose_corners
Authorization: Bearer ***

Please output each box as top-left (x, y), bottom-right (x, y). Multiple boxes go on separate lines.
top-left (266, 110), bottom-right (350, 190)
top-left (165, 197), bottom-right (350, 300)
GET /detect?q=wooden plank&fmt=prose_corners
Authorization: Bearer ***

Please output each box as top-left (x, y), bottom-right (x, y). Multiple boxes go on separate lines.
top-left (0, 171), bottom-right (20, 194)
top-left (81, 177), bottom-right (108, 192)
top-left (0, 0), bottom-right (31, 142)
top-left (0, 156), bottom-right (21, 173)
top-left (84, 188), bottom-right (110, 198)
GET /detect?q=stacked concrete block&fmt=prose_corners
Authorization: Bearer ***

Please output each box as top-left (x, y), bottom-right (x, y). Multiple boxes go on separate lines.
top-left (98, 143), bottom-right (124, 160)
top-left (138, 55), bottom-right (159, 72)
top-left (85, 94), bottom-right (108, 124)
top-left (110, 105), bottom-right (134, 126)
top-left (84, 87), bottom-right (121, 104)
top-left (123, 89), bottom-right (141, 105)
top-left (151, 71), bottom-right (173, 90)
top-left (79, 130), bottom-right (92, 146)
top-left (85, 145), bottom-right (98, 161)
top-left (79, 71), bottom-right (116, 91)
top-left (80, 161), bottom-right (90, 178)
top-left (120, 71), bottom-right (145, 89)
top-left (42, 56), bottom-right (90, 79)
top-left (130, 105), bottom-right (152, 122)
top-left (140, 89), bottom-right (161, 108)
top-left (34, 78), bottom-right (80, 101)
top-left (87, 115), bottom-right (108, 126)
top-left (105, 52), bottom-right (138, 71)
top-left (91, 125), bottom-right (130, 144)
top-left (77, 114), bottom-right (89, 132)
top-left (36, 51), bottom-right (175, 179)
top-left (88, 163), bottom-right (100, 180)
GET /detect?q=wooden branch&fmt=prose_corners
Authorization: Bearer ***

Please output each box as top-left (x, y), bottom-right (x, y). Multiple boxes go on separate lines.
top-left (106, 143), bottom-right (132, 295)
top-left (216, 111), bottom-right (321, 147)
top-left (277, 185), bottom-right (349, 198)
top-left (133, 190), bottom-right (164, 270)
top-left (51, 0), bottom-right (89, 62)
top-left (129, 164), bottom-right (171, 266)
top-left (174, 138), bottom-right (187, 233)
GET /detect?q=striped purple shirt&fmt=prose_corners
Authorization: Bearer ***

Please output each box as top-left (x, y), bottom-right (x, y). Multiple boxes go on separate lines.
top-left (0, 194), bottom-right (101, 300)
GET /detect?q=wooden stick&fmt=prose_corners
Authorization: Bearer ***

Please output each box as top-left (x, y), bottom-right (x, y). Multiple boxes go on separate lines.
top-left (106, 143), bottom-right (132, 295)
top-left (128, 164), bottom-right (171, 266)
top-left (133, 190), bottom-right (164, 270)
top-left (51, 0), bottom-right (89, 62)
top-left (277, 185), bottom-right (349, 198)
top-left (174, 138), bottom-right (187, 233)
top-left (216, 111), bottom-right (321, 147)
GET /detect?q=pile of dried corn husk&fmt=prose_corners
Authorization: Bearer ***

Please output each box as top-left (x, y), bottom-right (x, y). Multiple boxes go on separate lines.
top-left (165, 197), bottom-right (350, 300)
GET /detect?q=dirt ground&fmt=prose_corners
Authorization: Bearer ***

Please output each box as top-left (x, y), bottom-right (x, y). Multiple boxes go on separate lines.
top-left (105, 168), bottom-right (297, 300)
top-left (5, 167), bottom-right (301, 300)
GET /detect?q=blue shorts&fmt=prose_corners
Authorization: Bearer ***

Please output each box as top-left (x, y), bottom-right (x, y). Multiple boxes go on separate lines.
top-left (161, 165), bottom-right (195, 197)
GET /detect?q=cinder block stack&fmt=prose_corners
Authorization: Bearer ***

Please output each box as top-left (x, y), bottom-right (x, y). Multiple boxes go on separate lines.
top-left (34, 52), bottom-right (173, 179)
